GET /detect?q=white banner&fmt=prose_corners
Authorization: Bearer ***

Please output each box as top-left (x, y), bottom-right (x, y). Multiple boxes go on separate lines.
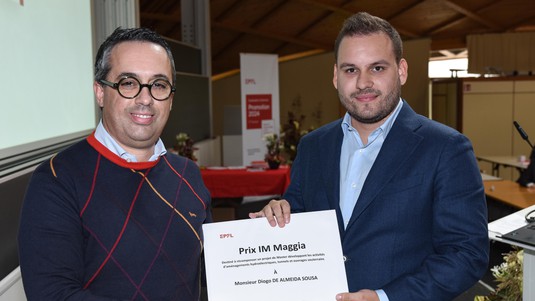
top-left (240, 53), bottom-right (280, 166)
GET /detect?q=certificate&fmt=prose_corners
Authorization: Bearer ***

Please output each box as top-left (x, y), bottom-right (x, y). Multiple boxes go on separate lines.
top-left (202, 210), bottom-right (348, 301)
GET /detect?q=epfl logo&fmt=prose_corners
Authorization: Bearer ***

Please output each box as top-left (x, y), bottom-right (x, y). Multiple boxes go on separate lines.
top-left (245, 78), bottom-right (256, 85)
top-left (220, 233), bottom-right (234, 239)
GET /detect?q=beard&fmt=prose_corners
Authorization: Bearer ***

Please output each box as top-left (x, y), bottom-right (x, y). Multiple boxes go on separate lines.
top-left (339, 78), bottom-right (401, 124)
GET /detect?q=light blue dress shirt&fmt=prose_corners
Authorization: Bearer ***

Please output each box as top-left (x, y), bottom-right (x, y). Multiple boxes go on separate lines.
top-left (94, 120), bottom-right (167, 162)
top-left (339, 99), bottom-right (403, 301)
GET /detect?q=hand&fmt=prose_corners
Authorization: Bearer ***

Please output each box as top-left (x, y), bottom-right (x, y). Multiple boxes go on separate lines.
top-left (336, 290), bottom-right (379, 301)
top-left (248, 199), bottom-right (291, 227)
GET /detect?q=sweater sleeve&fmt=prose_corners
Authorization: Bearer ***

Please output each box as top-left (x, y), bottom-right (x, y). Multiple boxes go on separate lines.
top-left (18, 161), bottom-right (122, 301)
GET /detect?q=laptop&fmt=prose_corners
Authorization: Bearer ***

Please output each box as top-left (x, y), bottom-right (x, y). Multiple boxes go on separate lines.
top-left (501, 222), bottom-right (535, 247)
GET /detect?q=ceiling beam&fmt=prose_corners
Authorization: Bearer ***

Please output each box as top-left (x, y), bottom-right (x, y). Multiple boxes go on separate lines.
top-left (212, 0), bottom-right (241, 22)
top-left (212, 0), bottom-right (291, 59)
top-left (213, 0), bottom-right (294, 59)
top-left (212, 21), bottom-right (331, 50)
top-left (438, 49), bottom-right (467, 58)
top-left (430, 36), bottom-right (467, 51)
top-left (383, 0), bottom-right (422, 21)
top-left (443, 0), bottom-right (502, 30)
top-left (293, 0), bottom-right (351, 16)
top-left (141, 11), bottom-right (180, 23)
top-left (426, 15), bottom-right (466, 36)
top-left (381, 0), bottom-right (423, 38)
top-left (272, 10), bottom-right (334, 54)
top-left (294, 0), bottom-right (421, 38)
top-left (505, 15), bottom-right (535, 32)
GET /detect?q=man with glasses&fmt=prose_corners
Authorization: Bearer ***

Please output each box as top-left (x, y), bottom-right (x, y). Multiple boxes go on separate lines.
top-left (18, 27), bottom-right (211, 300)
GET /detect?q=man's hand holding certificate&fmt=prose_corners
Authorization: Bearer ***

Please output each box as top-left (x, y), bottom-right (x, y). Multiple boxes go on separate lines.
top-left (202, 210), bottom-right (348, 301)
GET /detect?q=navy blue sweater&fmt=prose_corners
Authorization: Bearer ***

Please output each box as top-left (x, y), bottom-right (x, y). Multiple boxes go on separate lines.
top-left (18, 134), bottom-right (211, 300)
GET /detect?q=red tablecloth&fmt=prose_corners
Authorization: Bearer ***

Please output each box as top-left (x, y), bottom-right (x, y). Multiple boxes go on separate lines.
top-left (200, 166), bottom-right (291, 198)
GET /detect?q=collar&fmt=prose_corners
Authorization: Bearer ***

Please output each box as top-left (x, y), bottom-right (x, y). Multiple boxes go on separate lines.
top-left (94, 120), bottom-right (167, 162)
top-left (341, 98), bottom-right (404, 140)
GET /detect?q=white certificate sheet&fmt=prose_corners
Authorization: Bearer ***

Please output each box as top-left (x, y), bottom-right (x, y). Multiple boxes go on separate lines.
top-left (203, 210), bottom-right (348, 301)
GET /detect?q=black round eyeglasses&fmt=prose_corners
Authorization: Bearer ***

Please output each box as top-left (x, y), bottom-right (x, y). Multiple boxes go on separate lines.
top-left (99, 77), bottom-right (176, 101)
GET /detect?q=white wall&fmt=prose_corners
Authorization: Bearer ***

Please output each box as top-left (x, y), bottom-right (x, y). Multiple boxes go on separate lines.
top-left (194, 136), bottom-right (222, 167)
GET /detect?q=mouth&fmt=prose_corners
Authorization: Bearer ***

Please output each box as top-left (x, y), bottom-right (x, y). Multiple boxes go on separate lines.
top-left (131, 113), bottom-right (154, 124)
top-left (353, 89), bottom-right (380, 102)
top-left (355, 94), bottom-right (377, 102)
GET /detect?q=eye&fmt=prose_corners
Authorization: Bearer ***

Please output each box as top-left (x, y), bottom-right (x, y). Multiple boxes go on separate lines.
top-left (120, 78), bottom-right (139, 90)
top-left (372, 66), bottom-right (385, 72)
top-left (344, 67), bottom-right (357, 74)
top-left (152, 79), bottom-right (170, 91)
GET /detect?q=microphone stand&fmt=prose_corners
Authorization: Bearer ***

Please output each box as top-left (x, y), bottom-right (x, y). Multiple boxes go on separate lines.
top-left (513, 121), bottom-right (535, 187)
top-left (514, 121), bottom-right (534, 149)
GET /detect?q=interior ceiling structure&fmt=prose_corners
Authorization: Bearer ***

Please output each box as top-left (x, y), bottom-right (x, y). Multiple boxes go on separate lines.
top-left (140, 0), bottom-right (535, 76)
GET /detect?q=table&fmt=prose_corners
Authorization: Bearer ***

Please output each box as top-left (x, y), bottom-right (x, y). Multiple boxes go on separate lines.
top-left (201, 166), bottom-right (291, 199)
top-left (484, 179), bottom-right (535, 209)
top-left (488, 205), bottom-right (535, 301)
top-left (481, 172), bottom-right (501, 181)
top-left (477, 155), bottom-right (528, 177)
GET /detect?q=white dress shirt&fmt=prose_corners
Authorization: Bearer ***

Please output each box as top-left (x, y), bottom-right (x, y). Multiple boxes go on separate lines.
top-left (93, 120), bottom-right (167, 162)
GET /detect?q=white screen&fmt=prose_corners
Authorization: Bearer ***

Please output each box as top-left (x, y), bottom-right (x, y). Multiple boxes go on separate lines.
top-left (0, 0), bottom-right (95, 157)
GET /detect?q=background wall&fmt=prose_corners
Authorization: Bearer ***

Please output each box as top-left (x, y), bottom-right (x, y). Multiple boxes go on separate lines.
top-left (402, 39), bottom-right (431, 115)
top-left (462, 78), bottom-right (535, 180)
top-left (468, 32), bottom-right (535, 75)
top-left (278, 52), bottom-right (339, 131)
top-left (212, 75), bottom-right (241, 138)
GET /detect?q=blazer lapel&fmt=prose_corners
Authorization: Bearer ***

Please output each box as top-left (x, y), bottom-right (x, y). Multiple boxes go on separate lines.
top-left (345, 103), bottom-right (423, 230)
top-left (319, 120), bottom-right (345, 234)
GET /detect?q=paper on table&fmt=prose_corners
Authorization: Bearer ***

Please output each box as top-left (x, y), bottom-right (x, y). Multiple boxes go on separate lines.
top-left (202, 210), bottom-right (348, 301)
top-left (489, 213), bottom-right (529, 236)
top-left (488, 205), bottom-right (535, 236)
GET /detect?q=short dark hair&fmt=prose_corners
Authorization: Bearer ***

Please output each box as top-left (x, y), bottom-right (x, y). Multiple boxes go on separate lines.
top-left (334, 12), bottom-right (403, 64)
top-left (94, 27), bottom-right (176, 84)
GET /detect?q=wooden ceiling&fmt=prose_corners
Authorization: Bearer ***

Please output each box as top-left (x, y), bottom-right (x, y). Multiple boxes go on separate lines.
top-left (140, 0), bottom-right (535, 76)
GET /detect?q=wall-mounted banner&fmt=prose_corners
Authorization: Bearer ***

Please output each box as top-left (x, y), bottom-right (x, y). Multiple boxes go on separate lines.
top-left (246, 94), bottom-right (272, 129)
top-left (240, 53), bottom-right (280, 166)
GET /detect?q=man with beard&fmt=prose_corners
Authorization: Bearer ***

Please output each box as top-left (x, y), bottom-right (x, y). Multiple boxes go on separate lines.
top-left (250, 12), bottom-right (489, 301)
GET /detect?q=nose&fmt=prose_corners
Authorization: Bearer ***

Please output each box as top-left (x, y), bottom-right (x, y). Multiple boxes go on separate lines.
top-left (356, 72), bottom-right (373, 90)
top-left (135, 85), bottom-right (154, 106)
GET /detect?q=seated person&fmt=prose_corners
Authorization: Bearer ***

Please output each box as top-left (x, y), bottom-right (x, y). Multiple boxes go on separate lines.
top-left (517, 148), bottom-right (535, 187)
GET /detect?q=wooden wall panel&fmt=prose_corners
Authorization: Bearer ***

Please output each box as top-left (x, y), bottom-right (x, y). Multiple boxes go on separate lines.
top-left (463, 80), bottom-right (514, 179)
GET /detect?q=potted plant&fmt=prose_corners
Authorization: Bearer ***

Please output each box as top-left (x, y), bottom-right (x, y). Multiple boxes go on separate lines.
top-left (173, 132), bottom-right (197, 161)
top-left (278, 95), bottom-right (318, 164)
top-left (474, 247), bottom-right (523, 301)
top-left (264, 133), bottom-right (283, 169)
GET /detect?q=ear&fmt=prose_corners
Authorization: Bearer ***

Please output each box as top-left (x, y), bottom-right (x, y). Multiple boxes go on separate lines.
top-left (94, 81), bottom-right (105, 108)
top-left (398, 58), bottom-right (408, 85)
top-left (332, 63), bottom-right (338, 89)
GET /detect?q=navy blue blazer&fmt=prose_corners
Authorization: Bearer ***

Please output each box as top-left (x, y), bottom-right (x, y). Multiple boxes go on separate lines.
top-left (283, 101), bottom-right (489, 301)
